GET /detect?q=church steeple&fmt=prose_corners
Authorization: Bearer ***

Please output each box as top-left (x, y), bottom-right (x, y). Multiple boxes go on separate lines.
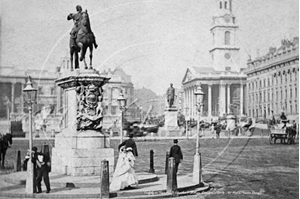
top-left (209, 0), bottom-right (240, 72)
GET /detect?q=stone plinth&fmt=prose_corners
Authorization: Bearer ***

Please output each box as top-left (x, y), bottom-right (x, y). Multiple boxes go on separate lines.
top-left (165, 107), bottom-right (178, 127)
top-left (159, 107), bottom-right (182, 137)
top-left (52, 69), bottom-right (114, 176)
top-left (52, 129), bottom-right (114, 176)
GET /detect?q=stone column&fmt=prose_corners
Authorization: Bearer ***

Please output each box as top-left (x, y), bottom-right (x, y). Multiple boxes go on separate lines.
top-left (240, 84), bottom-right (244, 116)
top-left (219, 83), bottom-right (226, 116)
top-left (208, 84), bottom-right (212, 117)
top-left (11, 82), bottom-right (15, 113)
top-left (191, 86), bottom-right (194, 119)
top-left (227, 84), bottom-right (231, 114)
top-left (108, 87), bottom-right (112, 115)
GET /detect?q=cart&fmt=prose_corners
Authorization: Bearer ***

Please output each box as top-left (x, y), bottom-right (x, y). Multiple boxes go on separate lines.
top-left (269, 128), bottom-right (295, 145)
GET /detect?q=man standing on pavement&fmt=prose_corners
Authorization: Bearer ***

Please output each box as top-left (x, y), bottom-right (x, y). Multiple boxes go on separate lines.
top-left (169, 139), bottom-right (183, 173)
top-left (31, 146), bottom-right (51, 194)
top-left (118, 133), bottom-right (138, 157)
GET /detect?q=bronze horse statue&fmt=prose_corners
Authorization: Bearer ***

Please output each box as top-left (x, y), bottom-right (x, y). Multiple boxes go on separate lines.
top-left (69, 10), bottom-right (97, 70)
top-left (0, 133), bottom-right (12, 168)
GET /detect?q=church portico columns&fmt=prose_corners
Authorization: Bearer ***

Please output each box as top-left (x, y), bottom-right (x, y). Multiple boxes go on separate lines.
top-left (208, 84), bottom-right (212, 117)
top-left (240, 83), bottom-right (244, 116)
top-left (11, 82), bottom-right (15, 114)
top-left (219, 83), bottom-right (226, 116)
top-left (227, 84), bottom-right (231, 114)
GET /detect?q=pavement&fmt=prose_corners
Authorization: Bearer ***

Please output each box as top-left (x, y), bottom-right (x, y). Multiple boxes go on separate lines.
top-left (0, 171), bottom-right (210, 198)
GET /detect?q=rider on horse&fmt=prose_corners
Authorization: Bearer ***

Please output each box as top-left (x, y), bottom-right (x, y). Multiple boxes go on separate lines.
top-left (68, 5), bottom-right (98, 51)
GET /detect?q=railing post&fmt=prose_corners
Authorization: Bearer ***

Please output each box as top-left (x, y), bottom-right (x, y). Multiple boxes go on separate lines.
top-left (100, 160), bottom-right (109, 199)
top-left (166, 157), bottom-right (177, 194)
top-left (165, 151), bottom-right (169, 174)
top-left (149, 150), bottom-right (155, 173)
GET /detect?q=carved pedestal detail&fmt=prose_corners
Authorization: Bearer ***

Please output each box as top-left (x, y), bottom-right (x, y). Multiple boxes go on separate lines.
top-left (52, 69), bottom-right (114, 176)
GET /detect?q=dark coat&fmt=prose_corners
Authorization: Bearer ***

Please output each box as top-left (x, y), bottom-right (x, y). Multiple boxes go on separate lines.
top-left (118, 138), bottom-right (138, 157)
top-left (214, 124), bottom-right (222, 134)
top-left (169, 145), bottom-right (183, 164)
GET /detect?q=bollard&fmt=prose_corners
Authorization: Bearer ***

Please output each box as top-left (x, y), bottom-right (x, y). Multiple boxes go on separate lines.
top-left (149, 150), bottom-right (155, 173)
top-left (15, 150), bottom-right (22, 172)
top-left (166, 157), bottom-right (177, 194)
top-left (165, 151), bottom-right (169, 174)
top-left (100, 160), bottom-right (110, 199)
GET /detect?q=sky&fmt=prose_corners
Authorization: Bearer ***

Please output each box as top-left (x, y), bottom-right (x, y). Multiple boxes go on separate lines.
top-left (0, 0), bottom-right (298, 95)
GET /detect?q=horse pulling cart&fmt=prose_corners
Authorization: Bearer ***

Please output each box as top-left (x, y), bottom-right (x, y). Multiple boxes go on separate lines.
top-left (269, 127), bottom-right (296, 145)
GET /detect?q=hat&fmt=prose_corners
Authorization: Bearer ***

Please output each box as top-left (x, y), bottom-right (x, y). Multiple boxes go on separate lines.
top-left (32, 146), bottom-right (37, 152)
top-left (173, 139), bottom-right (178, 143)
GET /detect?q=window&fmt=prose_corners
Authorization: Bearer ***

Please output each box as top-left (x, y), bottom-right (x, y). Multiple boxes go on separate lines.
top-left (111, 106), bottom-right (117, 115)
top-left (225, 31), bottom-right (230, 45)
top-left (225, 66), bottom-right (231, 71)
top-left (38, 87), bottom-right (43, 95)
top-left (220, 1), bottom-right (222, 9)
top-left (225, 1), bottom-right (227, 9)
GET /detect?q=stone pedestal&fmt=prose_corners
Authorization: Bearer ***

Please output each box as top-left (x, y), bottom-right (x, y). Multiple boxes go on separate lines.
top-left (159, 107), bottom-right (182, 137)
top-left (165, 107), bottom-right (178, 127)
top-left (52, 69), bottom-right (114, 176)
top-left (52, 129), bottom-right (114, 176)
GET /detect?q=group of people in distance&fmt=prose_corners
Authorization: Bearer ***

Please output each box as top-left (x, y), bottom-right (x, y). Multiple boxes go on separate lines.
top-left (110, 133), bottom-right (183, 191)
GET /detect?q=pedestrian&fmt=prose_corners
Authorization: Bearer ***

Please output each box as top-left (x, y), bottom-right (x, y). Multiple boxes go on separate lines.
top-left (31, 146), bottom-right (51, 194)
top-left (169, 139), bottom-right (183, 174)
top-left (110, 146), bottom-right (138, 191)
top-left (214, 122), bottom-right (222, 139)
top-left (118, 133), bottom-right (138, 157)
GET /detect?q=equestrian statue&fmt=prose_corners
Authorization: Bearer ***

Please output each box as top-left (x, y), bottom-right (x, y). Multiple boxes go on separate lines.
top-left (68, 5), bottom-right (98, 70)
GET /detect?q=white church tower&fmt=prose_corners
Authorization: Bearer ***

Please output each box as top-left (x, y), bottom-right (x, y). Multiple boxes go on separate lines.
top-left (209, 0), bottom-right (240, 72)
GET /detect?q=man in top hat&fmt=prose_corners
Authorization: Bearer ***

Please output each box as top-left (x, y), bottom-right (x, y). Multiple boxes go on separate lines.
top-left (169, 139), bottom-right (183, 173)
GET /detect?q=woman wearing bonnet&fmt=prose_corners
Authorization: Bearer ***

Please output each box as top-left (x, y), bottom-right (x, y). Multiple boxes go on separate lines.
top-left (110, 146), bottom-right (138, 191)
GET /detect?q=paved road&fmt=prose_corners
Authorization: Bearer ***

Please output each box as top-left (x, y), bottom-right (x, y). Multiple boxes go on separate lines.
top-left (2, 136), bottom-right (299, 199)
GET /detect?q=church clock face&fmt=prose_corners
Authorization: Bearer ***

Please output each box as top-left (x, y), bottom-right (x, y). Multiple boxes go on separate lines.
top-left (224, 14), bottom-right (231, 23)
top-left (225, 53), bottom-right (231, 59)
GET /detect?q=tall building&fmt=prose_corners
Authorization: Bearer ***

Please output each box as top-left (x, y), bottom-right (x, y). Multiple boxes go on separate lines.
top-left (245, 37), bottom-right (299, 120)
top-left (182, 0), bottom-right (246, 120)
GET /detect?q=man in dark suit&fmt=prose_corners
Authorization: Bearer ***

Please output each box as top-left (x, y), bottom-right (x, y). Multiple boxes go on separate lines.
top-left (169, 139), bottom-right (183, 173)
top-left (118, 133), bottom-right (138, 157)
top-left (32, 146), bottom-right (51, 194)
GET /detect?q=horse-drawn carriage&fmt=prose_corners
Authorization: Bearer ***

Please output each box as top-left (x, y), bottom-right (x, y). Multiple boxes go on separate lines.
top-left (269, 123), bottom-right (296, 145)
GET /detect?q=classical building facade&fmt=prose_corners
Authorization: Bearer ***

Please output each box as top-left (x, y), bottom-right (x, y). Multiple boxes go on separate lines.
top-left (0, 66), bottom-right (59, 120)
top-left (182, 0), bottom-right (246, 119)
top-left (245, 38), bottom-right (299, 120)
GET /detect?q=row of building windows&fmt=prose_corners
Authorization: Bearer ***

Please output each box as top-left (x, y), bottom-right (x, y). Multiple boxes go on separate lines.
top-left (248, 86), bottom-right (298, 104)
top-left (248, 68), bottom-right (298, 91)
top-left (248, 101), bottom-right (298, 118)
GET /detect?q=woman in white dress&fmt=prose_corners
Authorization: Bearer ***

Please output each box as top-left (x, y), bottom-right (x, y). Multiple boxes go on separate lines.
top-left (110, 146), bottom-right (138, 191)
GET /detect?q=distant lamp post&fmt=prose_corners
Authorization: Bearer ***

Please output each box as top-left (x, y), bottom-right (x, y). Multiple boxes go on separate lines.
top-left (117, 89), bottom-right (127, 143)
top-left (185, 106), bottom-right (189, 139)
top-left (193, 83), bottom-right (205, 185)
top-left (23, 76), bottom-right (37, 194)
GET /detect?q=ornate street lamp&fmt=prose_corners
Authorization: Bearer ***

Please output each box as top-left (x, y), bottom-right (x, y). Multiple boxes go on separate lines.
top-left (117, 89), bottom-right (126, 143)
top-left (23, 76), bottom-right (37, 194)
top-left (193, 82), bottom-right (205, 185)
